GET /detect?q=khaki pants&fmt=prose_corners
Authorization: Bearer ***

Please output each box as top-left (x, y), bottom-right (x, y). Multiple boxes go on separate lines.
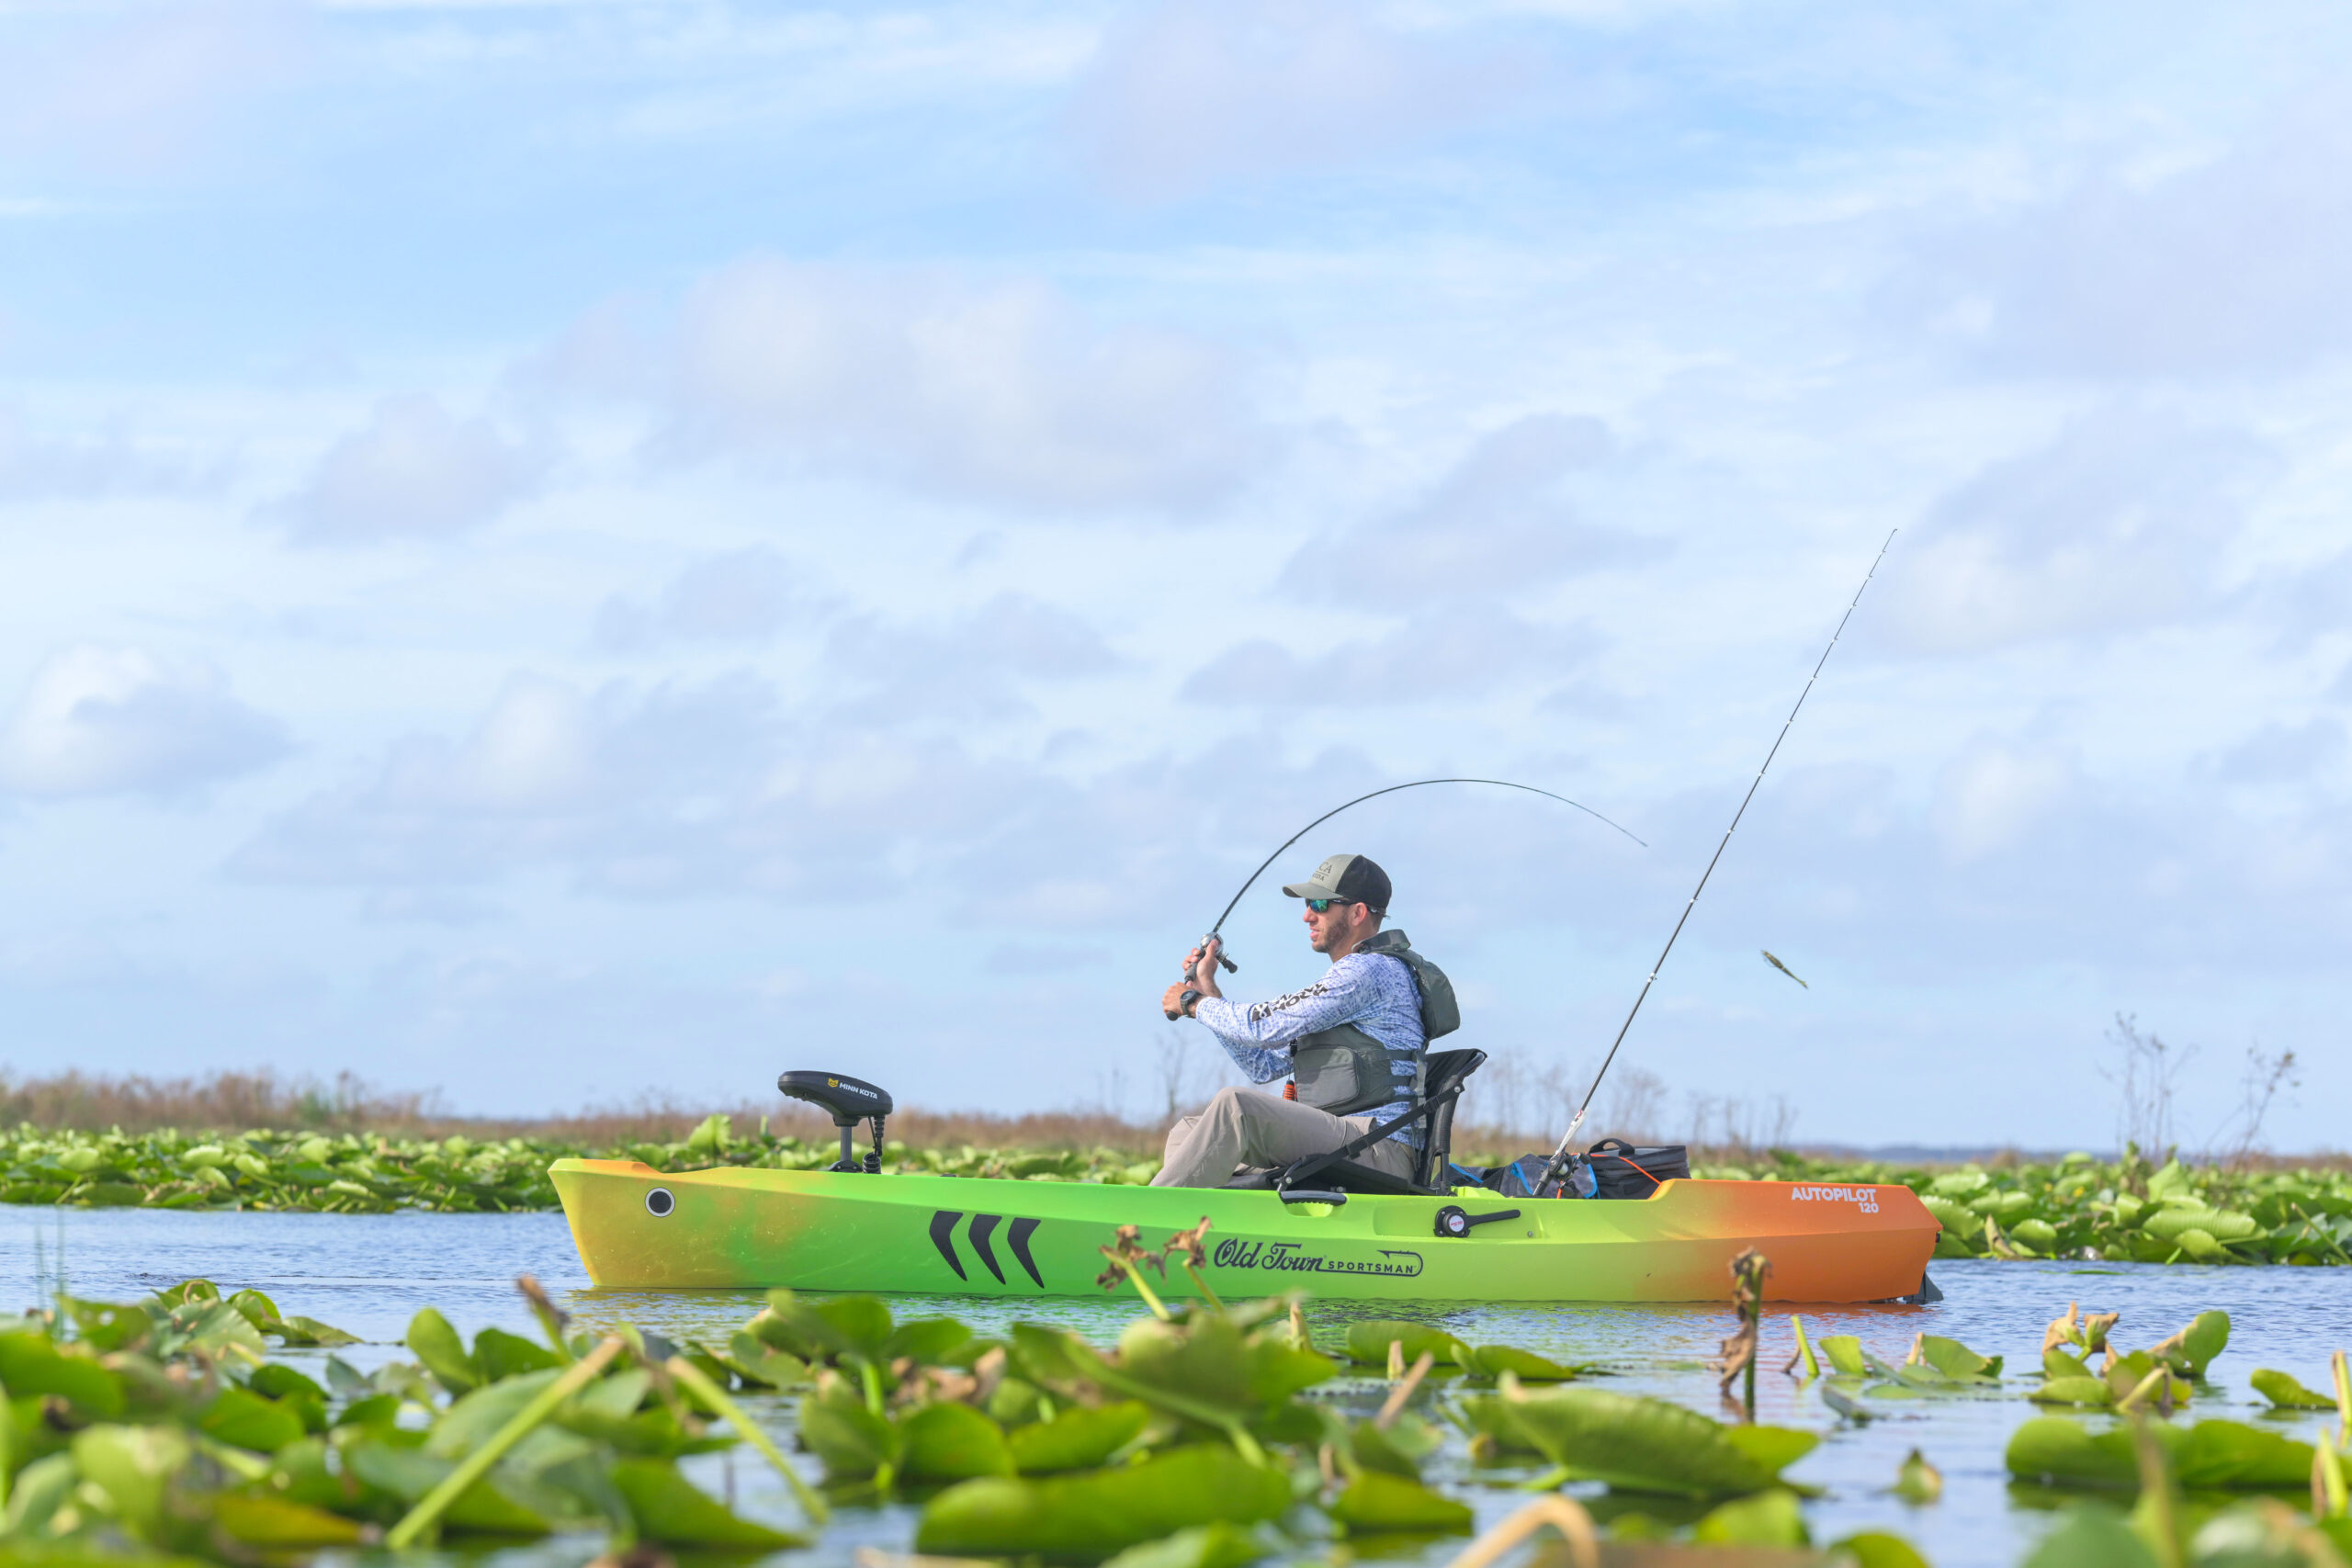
top-left (1151, 1086), bottom-right (1419, 1189)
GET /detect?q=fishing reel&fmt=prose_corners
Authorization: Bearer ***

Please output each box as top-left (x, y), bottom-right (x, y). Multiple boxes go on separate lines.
top-left (1162, 933), bottom-right (1240, 1021)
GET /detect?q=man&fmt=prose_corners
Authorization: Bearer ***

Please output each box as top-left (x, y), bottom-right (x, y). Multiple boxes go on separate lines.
top-left (1153, 852), bottom-right (1456, 1189)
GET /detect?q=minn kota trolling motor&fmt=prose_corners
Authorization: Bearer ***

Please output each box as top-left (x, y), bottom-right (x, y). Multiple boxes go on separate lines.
top-left (777, 1070), bottom-right (893, 1173)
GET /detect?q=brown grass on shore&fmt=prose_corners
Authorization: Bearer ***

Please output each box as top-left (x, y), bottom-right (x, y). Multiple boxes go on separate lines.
top-left (6, 1066), bottom-right (2339, 1170)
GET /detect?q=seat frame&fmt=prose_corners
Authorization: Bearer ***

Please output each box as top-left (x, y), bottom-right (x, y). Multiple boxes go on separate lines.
top-left (1221, 1047), bottom-right (1487, 1201)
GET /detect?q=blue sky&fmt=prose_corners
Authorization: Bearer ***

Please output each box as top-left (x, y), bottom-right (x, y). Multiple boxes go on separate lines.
top-left (3, 0), bottom-right (2347, 1152)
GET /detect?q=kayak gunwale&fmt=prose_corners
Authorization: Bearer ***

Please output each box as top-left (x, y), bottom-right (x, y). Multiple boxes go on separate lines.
top-left (551, 1158), bottom-right (1939, 1304)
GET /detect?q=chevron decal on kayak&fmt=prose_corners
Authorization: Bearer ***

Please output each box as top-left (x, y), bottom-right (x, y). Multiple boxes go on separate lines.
top-left (927, 1211), bottom-right (1046, 1287)
top-left (927, 1210), bottom-right (967, 1280)
top-left (1007, 1216), bottom-right (1045, 1287)
top-left (967, 1213), bottom-right (1007, 1283)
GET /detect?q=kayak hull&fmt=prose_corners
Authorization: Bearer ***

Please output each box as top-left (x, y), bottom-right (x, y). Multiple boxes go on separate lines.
top-left (551, 1160), bottom-right (1939, 1303)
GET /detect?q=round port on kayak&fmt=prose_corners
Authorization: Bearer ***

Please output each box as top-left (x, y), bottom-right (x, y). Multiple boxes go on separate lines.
top-left (645, 1187), bottom-right (675, 1218)
top-left (1434, 1204), bottom-right (1469, 1238)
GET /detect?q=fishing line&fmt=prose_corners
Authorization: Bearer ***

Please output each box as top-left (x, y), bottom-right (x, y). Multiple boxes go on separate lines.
top-left (1166, 777), bottom-right (1645, 1019)
top-left (1535, 529), bottom-right (1897, 1194)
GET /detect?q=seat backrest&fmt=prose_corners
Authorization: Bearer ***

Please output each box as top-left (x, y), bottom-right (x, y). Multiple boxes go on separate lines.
top-left (1412, 1048), bottom-right (1486, 1186)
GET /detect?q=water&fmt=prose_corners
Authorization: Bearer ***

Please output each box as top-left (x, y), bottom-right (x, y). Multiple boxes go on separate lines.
top-left (7, 1207), bottom-right (2348, 1567)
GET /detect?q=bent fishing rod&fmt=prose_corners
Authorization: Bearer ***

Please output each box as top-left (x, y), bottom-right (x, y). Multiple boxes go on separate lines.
top-left (1535, 529), bottom-right (1897, 1194)
top-left (1165, 778), bottom-right (1645, 1020)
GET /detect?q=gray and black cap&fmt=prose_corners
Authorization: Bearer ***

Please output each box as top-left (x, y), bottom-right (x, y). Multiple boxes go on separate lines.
top-left (1282, 852), bottom-right (1392, 914)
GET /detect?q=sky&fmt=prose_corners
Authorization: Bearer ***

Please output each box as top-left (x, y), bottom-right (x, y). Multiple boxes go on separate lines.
top-left (2, 0), bottom-right (2347, 1153)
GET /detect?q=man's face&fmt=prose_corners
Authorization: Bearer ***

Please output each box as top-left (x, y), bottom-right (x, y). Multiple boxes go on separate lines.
top-left (1303, 898), bottom-right (1371, 953)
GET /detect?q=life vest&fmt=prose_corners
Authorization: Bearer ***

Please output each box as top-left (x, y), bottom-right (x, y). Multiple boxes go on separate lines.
top-left (1289, 928), bottom-right (1458, 1119)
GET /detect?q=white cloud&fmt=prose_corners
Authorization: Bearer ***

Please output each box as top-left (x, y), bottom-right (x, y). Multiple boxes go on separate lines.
top-left (1182, 604), bottom-right (1599, 707)
top-left (594, 547), bottom-right (821, 651)
top-left (1068, 0), bottom-right (1522, 200)
top-left (1891, 98), bottom-right (2352, 377)
top-left (274, 394), bottom-right (544, 544)
top-left (0, 646), bottom-right (288, 798)
top-left (556, 258), bottom-right (1276, 513)
top-left (0, 408), bottom-right (218, 499)
top-left (1278, 413), bottom-right (1664, 606)
top-left (1874, 407), bottom-right (2272, 653)
top-left (824, 592), bottom-right (1124, 719)
top-left (1930, 739), bottom-right (2075, 863)
top-left (2212, 718), bottom-right (2345, 785)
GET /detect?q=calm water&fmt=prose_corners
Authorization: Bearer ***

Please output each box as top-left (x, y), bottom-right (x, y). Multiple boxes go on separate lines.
top-left (6, 1207), bottom-right (2348, 1568)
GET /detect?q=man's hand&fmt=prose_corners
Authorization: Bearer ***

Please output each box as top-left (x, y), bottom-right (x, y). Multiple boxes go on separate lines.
top-left (1187, 938), bottom-right (1225, 998)
top-left (1160, 981), bottom-right (1197, 1018)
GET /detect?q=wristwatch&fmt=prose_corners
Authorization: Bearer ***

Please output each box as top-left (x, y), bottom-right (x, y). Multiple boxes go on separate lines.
top-left (1179, 988), bottom-right (1203, 1018)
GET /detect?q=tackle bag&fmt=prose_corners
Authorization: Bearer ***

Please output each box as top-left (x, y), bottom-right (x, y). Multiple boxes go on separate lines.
top-left (1450, 1155), bottom-right (1589, 1200)
top-left (1585, 1137), bottom-right (1690, 1199)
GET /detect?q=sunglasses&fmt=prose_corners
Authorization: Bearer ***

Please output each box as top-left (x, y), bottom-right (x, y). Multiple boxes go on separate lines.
top-left (1305, 897), bottom-right (1354, 913)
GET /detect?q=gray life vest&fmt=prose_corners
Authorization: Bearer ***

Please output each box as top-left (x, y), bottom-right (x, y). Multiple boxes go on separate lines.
top-left (1289, 928), bottom-right (1460, 1119)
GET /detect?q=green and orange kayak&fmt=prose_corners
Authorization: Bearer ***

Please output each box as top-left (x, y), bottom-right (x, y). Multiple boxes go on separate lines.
top-left (551, 1159), bottom-right (1939, 1303)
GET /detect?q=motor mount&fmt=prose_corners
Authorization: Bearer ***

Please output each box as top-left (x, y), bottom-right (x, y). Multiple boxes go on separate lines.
top-left (777, 1070), bottom-right (894, 1173)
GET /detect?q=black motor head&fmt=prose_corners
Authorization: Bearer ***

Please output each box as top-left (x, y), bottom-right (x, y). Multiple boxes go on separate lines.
top-left (777, 1070), bottom-right (893, 1126)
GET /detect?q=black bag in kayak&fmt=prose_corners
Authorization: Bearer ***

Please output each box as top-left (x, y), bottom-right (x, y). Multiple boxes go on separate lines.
top-left (1450, 1155), bottom-right (1575, 1199)
top-left (1586, 1137), bottom-right (1690, 1198)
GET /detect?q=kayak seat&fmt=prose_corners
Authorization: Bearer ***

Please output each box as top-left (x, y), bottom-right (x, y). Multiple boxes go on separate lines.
top-left (1222, 1048), bottom-right (1487, 1198)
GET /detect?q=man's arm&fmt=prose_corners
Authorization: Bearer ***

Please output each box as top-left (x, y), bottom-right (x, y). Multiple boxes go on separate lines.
top-left (1194, 958), bottom-right (1377, 1049)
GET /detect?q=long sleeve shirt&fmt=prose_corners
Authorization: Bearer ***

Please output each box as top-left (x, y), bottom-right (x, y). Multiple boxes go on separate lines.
top-left (1193, 951), bottom-right (1426, 1144)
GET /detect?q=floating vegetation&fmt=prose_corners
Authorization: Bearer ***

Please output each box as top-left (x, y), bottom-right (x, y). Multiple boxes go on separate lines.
top-left (3, 1121), bottom-right (2348, 1274)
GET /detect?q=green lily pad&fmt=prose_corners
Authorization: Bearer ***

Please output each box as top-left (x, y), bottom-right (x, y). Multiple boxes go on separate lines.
top-left (346, 1438), bottom-right (553, 1534)
top-left (900, 1400), bottom-right (1015, 1482)
top-left (916, 1443), bottom-right (1292, 1561)
top-left (2030, 1377), bottom-right (2115, 1407)
top-left (73, 1424), bottom-right (192, 1538)
top-left (1008, 1400), bottom-right (1151, 1473)
top-left (2007, 1416), bottom-right (2314, 1491)
top-left (0, 1334), bottom-right (125, 1417)
top-left (199, 1385), bottom-right (307, 1452)
top-left (2249, 1369), bottom-right (2336, 1410)
top-left (1340, 1321), bottom-right (1464, 1369)
top-left (1329, 1471), bottom-right (1474, 1535)
top-left (610, 1457), bottom-right (802, 1548)
top-left (1498, 1383), bottom-right (1815, 1495)
top-left (1100, 1521), bottom-right (1262, 1568)
top-left (885, 1317), bottom-right (974, 1366)
top-left (212, 1494), bottom-right (370, 1547)
top-left (1115, 1313), bottom-right (1338, 1413)
top-left (2149, 1311), bottom-right (2231, 1378)
top-left (800, 1374), bottom-right (900, 1478)
top-left (1692, 1488), bottom-right (1808, 1546)
top-left (406, 1307), bottom-right (477, 1394)
top-left (1458, 1345), bottom-right (1580, 1382)
top-left (2019, 1506), bottom-right (2158, 1568)
top-left (473, 1326), bottom-right (563, 1382)
top-left (1832, 1530), bottom-right (1934, 1568)
top-left (1914, 1336), bottom-right (2002, 1381)
top-left (1817, 1336), bottom-right (1869, 1377)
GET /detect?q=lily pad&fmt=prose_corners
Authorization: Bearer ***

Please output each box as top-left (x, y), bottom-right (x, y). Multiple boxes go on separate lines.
top-left (1458, 1345), bottom-right (1581, 1382)
top-left (1100, 1522), bottom-right (1263, 1568)
top-left (916, 1442), bottom-right (1292, 1560)
top-left (900, 1400), bottom-right (1016, 1482)
top-left (1692, 1488), bottom-right (1808, 1547)
top-left (800, 1375), bottom-right (901, 1478)
top-left (199, 1385), bottom-right (307, 1452)
top-left (406, 1307), bottom-right (477, 1394)
top-left (2006, 1416), bottom-right (2314, 1491)
top-left (611, 1456), bottom-right (802, 1547)
top-left (2149, 1311), bottom-right (2231, 1379)
top-left (1008, 1400), bottom-right (1151, 1473)
top-left (1817, 1335), bottom-right (1869, 1377)
top-left (2248, 1368), bottom-right (2336, 1410)
top-left (1328, 1471), bottom-right (1474, 1535)
top-left (1496, 1382), bottom-right (1815, 1495)
top-left (1340, 1321), bottom-right (1466, 1369)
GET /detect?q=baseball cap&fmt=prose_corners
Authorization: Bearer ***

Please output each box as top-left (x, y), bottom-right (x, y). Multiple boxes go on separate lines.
top-left (1281, 852), bottom-right (1392, 914)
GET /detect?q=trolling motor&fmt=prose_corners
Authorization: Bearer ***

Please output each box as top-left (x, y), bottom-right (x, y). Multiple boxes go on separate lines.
top-left (777, 1071), bottom-right (893, 1173)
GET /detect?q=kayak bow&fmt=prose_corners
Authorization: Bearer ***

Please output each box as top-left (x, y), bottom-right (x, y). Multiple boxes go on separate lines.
top-left (551, 1159), bottom-right (1939, 1303)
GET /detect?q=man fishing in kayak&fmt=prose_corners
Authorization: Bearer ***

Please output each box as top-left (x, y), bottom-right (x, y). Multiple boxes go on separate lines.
top-left (1154, 852), bottom-right (1456, 1189)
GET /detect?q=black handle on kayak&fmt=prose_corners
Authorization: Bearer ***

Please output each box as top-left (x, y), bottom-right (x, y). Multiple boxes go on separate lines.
top-left (1278, 1189), bottom-right (1348, 1207)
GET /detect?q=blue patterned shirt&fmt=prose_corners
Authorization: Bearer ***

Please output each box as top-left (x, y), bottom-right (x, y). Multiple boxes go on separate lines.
top-left (1193, 952), bottom-right (1426, 1145)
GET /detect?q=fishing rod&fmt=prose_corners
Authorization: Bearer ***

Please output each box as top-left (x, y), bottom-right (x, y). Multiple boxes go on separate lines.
top-left (1165, 777), bottom-right (1646, 1020)
top-left (1535, 529), bottom-right (1897, 1194)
